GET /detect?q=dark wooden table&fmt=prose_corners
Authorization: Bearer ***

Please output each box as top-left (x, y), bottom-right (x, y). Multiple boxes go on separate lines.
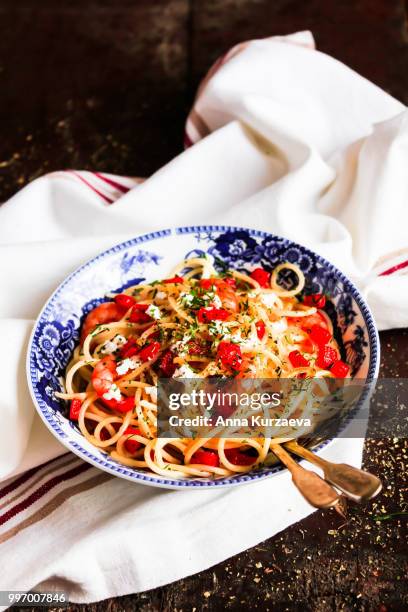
top-left (2, 2), bottom-right (407, 610)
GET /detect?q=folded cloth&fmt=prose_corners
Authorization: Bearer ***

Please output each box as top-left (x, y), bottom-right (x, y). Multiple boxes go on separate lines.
top-left (0, 31), bottom-right (406, 603)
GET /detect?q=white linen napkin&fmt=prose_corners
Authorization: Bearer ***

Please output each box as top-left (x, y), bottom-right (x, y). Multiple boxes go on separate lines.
top-left (0, 31), bottom-right (406, 603)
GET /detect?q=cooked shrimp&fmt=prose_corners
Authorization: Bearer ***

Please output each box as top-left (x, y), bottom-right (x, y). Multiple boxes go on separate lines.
top-left (216, 280), bottom-right (239, 313)
top-left (81, 302), bottom-right (123, 344)
top-left (91, 355), bottom-right (117, 397)
top-left (291, 311), bottom-right (328, 334)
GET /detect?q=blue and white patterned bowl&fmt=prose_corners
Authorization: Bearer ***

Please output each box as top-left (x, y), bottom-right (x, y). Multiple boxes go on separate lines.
top-left (26, 226), bottom-right (379, 489)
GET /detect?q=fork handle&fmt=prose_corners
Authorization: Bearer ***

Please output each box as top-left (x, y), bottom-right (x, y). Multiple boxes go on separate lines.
top-left (284, 440), bottom-right (382, 502)
top-left (271, 443), bottom-right (340, 509)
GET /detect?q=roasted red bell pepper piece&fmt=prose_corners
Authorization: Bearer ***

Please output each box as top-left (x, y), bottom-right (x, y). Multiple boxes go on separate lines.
top-left (191, 450), bottom-right (220, 467)
top-left (119, 337), bottom-right (138, 358)
top-left (217, 341), bottom-right (243, 371)
top-left (316, 345), bottom-right (337, 369)
top-left (289, 350), bottom-right (309, 368)
top-left (69, 398), bottom-right (82, 420)
top-left (129, 303), bottom-right (152, 323)
top-left (303, 293), bottom-right (326, 308)
top-left (102, 396), bottom-right (135, 413)
top-left (197, 307), bottom-right (229, 323)
top-left (159, 349), bottom-right (176, 376)
top-left (123, 427), bottom-right (142, 453)
top-left (255, 320), bottom-right (266, 339)
top-left (310, 324), bottom-right (331, 345)
top-left (330, 360), bottom-right (350, 378)
top-left (114, 294), bottom-right (136, 310)
top-left (138, 341), bottom-right (161, 362)
top-left (224, 448), bottom-right (257, 466)
top-left (250, 267), bottom-right (270, 288)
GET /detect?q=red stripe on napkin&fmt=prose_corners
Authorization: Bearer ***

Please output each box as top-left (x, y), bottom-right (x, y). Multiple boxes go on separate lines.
top-left (93, 172), bottom-right (131, 194)
top-left (0, 473), bottom-right (111, 545)
top-left (379, 259), bottom-right (408, 276)
top-left (0, 454), bottom-right (69, 500)
top-left (0, 456), bottom-right (79, 511)
top-left (68, 171), bottom-right (114, 204)
top-left (0, 462), bottom-right (91, 527)
top-left (184, 132), bottom-right (193, 148)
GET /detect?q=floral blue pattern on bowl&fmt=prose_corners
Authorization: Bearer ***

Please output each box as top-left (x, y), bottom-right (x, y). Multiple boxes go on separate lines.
top-left (27, 226), bottom-right (379, 489)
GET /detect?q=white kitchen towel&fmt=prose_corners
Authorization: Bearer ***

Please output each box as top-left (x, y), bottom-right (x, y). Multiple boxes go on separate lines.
top-left (0, 31), bottom-right (406, 603)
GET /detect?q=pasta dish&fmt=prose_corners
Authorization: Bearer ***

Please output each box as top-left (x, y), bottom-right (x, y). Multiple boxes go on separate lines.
top-left (56, 256), bottom-right (350, 478)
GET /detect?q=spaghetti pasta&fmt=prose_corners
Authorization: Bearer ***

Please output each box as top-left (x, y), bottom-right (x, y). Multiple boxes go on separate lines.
top-left (56, 257), bottom-right (350, 479)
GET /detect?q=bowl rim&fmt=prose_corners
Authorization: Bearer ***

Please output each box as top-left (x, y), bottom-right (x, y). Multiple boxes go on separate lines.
top-left (26, 224), bottom-right (380, 489)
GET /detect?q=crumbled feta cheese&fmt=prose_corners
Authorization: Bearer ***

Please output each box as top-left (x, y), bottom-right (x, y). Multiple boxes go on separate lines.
top-left (116, 358), bottom-right (139, 376)
top-left (170, 333), bottom-right (192, 356)
top-left (230, 330), bottom-right (244, 344)
top-left (170, 341), bottom-right (188, 356)
top-left (146, 304), bottom-right (161, 320)
top-left (270, 319), bottom-right (287, 336)
top-left (173, 364), bottom-right (201, 378)
top-left (202, 290), bottom-right (215, 302)
top-left (212, 294), bottom-right (223, 308)
top-left (241, 330), bottom-right (261, 350)
top-left (145, 386), bottom-right (158, 402)
top-left (101, 335), bottom-right (127, 355)
top-left (261, 293), bottom-right (277, 308)
top-left (206, 362), bottom-right (220, 376)
top-left (103, 383), bottom-right (122, 402)
top-left (156, 291), bottom-right (166, 300)
top-left (180, 292), bottom-right (194, 306)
